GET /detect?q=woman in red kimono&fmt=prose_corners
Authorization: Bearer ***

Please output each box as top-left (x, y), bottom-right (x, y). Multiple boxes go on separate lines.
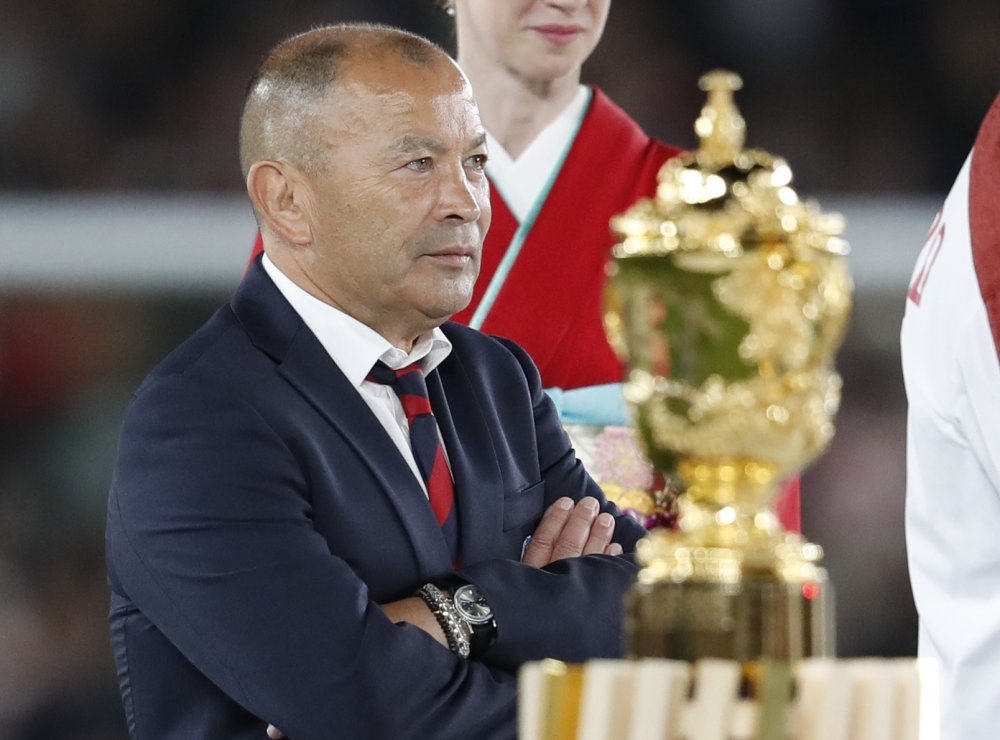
top-left (250, 0), bottom-right (801, 530)
top-left (448, 0), bottom-right (799, 530)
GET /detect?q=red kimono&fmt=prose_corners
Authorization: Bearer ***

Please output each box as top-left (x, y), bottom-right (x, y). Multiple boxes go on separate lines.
top-left (451, 89), bottom-right (678, 390)
top-left (456, 89), bottom-right (800, 532)
top-left (247, 88), bottom-right (801, 531)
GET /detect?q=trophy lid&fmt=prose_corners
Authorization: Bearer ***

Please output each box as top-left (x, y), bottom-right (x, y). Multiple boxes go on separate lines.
top-left (611, 71), bottom-right (848, 261)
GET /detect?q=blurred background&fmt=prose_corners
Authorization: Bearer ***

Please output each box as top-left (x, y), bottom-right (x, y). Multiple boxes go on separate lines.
top-left (0, 0), bottom-right (998, 737)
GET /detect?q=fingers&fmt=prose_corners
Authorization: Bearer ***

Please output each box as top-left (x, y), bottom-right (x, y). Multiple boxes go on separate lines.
top-left (581, 512), bottom-right (616, 556)
top-left (550, 497), bottom-right (602, 561)
top-left (267, 726), bottom-right (285, 739)
top-left (522, 497), bottom-right (574, 567)
top-left (523, 497), bottom-right (622, 567)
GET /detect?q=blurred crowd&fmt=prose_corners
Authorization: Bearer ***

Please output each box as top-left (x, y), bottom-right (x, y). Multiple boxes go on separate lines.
top-left (0, 294), bottom-right (228, 739)
top-left (1, 1), bottom-right (999, 738)
top-left (1, 0), bottom-right (999, 193)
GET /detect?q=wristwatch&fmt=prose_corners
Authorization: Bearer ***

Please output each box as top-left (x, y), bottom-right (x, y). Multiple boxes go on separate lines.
top-left (450, 583), bottom-right (498, 659)
top-left (418, 578), bottom-right (498, 660)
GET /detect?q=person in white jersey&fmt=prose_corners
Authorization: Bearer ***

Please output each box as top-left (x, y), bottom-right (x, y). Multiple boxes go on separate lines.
top-left (902, 90), bottom-right (1000, 740)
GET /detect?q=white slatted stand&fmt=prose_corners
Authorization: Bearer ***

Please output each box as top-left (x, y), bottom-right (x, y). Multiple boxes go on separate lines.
top-left (518, 658), bottom-right (939, 740)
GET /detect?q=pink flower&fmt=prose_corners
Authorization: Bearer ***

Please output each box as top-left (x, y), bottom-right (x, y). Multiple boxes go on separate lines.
top-left (591, 426), bottom-right (656, 491)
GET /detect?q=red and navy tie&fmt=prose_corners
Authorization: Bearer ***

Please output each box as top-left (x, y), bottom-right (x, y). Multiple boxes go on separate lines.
top-left (366, 360), bottom-right (459, 562)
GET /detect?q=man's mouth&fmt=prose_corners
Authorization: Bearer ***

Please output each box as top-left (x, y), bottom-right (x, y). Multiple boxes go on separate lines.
top-left (532, 25), bottom-right (585, 46)
top-left (425, 246), bottom-right (476, 267)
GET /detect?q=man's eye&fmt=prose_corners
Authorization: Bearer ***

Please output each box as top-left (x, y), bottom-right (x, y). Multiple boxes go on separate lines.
top-left (466, 154), bottom-right (488, 171)
top-left (406, 157), bottom-right (433, 171)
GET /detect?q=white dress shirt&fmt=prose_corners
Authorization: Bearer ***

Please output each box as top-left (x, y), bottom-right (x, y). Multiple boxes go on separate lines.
top-left (901, 152), bottom-right (1000, 740)
top-left (484, 85), bottom-right (590, 223)
top-left (262, 255), bottom-right (452, 496)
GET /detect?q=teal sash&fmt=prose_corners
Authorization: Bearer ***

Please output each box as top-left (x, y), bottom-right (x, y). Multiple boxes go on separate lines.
top-left (545, 383), bottom-right (628, 426)
top-left (469, 88), bottom-right (593, 331)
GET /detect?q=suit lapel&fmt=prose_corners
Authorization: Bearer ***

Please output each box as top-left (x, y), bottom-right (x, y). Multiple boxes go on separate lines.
top-left (232, 259), bottom-right (454, 578)
top-left (427, 341), bottom-right (505, 566)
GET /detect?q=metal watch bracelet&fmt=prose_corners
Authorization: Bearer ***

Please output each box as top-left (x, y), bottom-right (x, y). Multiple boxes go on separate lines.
top-left (416, 584), bottom-right (470, 659)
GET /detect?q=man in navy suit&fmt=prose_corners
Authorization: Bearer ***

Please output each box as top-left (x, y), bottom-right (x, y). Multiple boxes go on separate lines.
top-left (106, 23), bottom-right (645, 740)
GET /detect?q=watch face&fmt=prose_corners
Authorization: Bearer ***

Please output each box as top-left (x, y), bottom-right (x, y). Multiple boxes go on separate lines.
top-left (454, 584), bottom-right (493, 624)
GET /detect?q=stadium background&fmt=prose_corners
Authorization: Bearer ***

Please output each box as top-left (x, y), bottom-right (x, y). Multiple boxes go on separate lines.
top-left (1, 1), bottom-right (999, 737)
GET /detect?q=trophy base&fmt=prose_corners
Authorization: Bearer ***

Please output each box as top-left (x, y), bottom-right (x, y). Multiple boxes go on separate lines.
top-left (624, 573), bottom-right (834, 663)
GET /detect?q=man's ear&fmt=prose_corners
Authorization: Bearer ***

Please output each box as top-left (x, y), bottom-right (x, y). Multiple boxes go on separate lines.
top-left (246, 161), bottom-right (313, 247)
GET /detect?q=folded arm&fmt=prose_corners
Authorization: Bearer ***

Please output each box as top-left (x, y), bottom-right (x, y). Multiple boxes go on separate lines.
top-left (450, 338), bottom-right (646, 673)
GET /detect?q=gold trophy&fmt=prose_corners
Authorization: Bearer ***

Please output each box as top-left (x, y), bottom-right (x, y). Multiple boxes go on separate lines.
top-left (604, 71), bottom-right (852, 664)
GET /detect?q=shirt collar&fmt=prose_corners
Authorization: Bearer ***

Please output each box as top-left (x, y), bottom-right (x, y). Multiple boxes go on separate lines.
top-left (261, 254), bottom-right (452, 388)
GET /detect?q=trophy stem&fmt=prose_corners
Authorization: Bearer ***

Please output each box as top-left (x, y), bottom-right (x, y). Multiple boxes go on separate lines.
top-left (678, 458), bottom-right (777, 514)
top-left (625, 460), bottom-right (834, 663)
top-left (624, 465), bottom-right (834, 664)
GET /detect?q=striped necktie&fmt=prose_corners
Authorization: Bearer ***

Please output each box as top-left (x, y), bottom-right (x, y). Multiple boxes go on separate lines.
top-left (366, 360), bottom-right (459, 562)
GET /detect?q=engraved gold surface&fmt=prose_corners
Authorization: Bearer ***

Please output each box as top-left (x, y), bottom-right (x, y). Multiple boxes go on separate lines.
top-left (605, 70), bottom-right (852, 662)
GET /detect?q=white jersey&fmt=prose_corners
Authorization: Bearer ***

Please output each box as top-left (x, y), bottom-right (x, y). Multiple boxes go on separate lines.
top-left (901, 93), bottom-right (1000, 740)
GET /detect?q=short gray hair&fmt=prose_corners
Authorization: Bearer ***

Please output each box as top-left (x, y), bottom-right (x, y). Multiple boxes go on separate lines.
top-left (238, 23), bottom-right (446, 179)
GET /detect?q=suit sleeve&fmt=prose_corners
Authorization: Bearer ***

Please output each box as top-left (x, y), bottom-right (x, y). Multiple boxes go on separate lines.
top-left (107, 374), bottom-right (517, 740)
top-left (459, 338), bottom-right (646, 673)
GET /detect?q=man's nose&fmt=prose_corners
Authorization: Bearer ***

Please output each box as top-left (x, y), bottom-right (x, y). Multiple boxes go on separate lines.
top-left (437, 167), bottom-right (483, 223)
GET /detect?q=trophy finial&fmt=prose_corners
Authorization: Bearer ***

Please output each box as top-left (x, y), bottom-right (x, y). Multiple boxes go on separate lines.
top-left (695, 70), bottom-right (746, 167)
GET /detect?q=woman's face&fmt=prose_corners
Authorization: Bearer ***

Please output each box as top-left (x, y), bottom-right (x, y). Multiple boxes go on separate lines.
top-left (454, 0), bottom-right (611, 84)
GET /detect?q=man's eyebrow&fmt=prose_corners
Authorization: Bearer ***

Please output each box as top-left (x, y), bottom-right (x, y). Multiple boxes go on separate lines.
top-left (468, 132), bottom-right (488, 151)
top-left (390, 134), bottom-right (447, 156)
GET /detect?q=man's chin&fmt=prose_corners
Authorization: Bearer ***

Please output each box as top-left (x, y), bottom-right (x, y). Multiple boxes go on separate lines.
top-left (403, 270), bottom-right (477, 324)
top-left (424, 302), bottom-right (470, 325)
top-left (420, 291), bottom-right (474, 326)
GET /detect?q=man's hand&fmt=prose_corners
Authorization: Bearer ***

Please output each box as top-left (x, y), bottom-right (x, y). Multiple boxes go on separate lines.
top-left (522, 496), bottom-right (622, 568)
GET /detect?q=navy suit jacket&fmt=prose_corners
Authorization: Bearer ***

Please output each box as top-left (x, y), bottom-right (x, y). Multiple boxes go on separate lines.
top-left (106, 259), bottom-right (645, 740)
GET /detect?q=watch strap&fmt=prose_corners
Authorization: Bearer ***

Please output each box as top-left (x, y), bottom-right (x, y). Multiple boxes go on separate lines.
top-left (416, 583), bottom-right (470, 658)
